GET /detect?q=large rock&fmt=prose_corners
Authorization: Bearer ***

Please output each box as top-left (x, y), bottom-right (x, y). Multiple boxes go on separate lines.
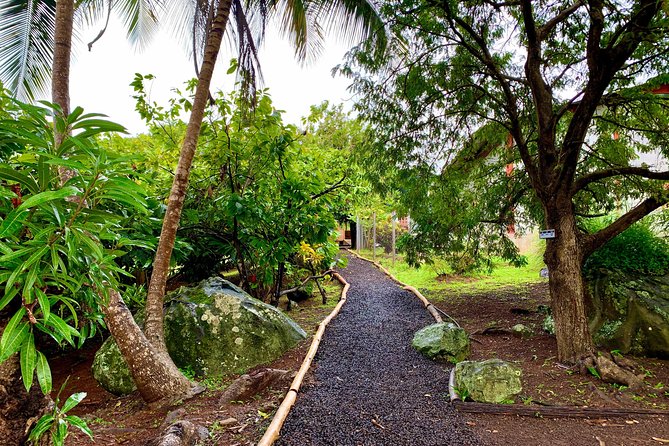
top-left (587, 270), bottom-right (669, 358)
top-left (92, 277), bottom-right (307, 395)
top-left (454, 359), bottom-right (522, 403)
top-left (412, 322), bottom-right (470, 363)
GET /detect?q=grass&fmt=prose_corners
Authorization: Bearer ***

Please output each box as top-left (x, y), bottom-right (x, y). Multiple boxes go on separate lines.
top-left (354, 248), bottom-right (547, 294)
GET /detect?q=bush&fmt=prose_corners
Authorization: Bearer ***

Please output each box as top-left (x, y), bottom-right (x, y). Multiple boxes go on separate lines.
top-left (584, 218), bottom-right (669, 276)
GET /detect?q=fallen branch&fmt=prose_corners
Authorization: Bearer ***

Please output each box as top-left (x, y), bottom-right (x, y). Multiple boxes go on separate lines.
top-left (278, 270), bottom-right (335, 297)
top-left (453, 401), bottom-right (669, 418)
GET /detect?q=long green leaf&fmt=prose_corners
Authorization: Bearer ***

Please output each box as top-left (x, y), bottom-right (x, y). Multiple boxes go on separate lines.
top-left (0, 208), bottom-right (28, 238)
top-left (27, 414), bottom-right (55, 441)
top-left (0, 308), bottom-right (28, 362)
top-left (36, 350), bottom-right (52, 394)
top-left (20, 331), bottom-right (36, 391)
top-left (61, 391), bottom-right (86, 413)
top-left (35, 288), bottom-right (50, 322)
top-left (65, 415), bottom-right (93, 439)
top-left (17, 186), bottom-right (80, 211)
top-left (0, 168), bottom-right (39, 194)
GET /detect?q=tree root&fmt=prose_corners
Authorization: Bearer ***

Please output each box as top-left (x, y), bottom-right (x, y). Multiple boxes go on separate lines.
top-left (579, 352), bottom-right (645, 390)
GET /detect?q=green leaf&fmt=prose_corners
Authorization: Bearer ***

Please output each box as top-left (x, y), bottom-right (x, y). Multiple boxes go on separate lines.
top-left (17, 186), bottom-right (80, 211)
top-left (61, 391), bottom-right (86, 413)
top-left (35, 288), bottom-right (50, 322)
top-left (0, 167), bottom-right (39, 194)
top-left (53, 420), bottom-right (67, 446)
top-left (36, 350), bottom-right (52, 394)
top-left (0, 208), bottom-right (29, 238)
top-left (20, 332), bottom-right (36, 391)
top-left (28, 414), bottom-right (55, 441)
top-left (65, 415), bottom-right (93, 439)
top-left (46, 314), bottom-right (79, 346)
top-left (0, 309), bottom-right (28, 362)
top-left (0, 286), bottom-right (19, 312)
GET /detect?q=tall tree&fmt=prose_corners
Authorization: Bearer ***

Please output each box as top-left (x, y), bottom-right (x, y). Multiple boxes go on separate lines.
top-left (143, 0), bottom-right (388, 351)
top-left (345, 0), bottom-right (669, 364)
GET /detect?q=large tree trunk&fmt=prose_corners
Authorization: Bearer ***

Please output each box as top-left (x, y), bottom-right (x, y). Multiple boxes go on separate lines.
top-left (103, 290), bottom-right (195, 403)
top-left (144, 0), bottom-right (233, 351)
top-left (543, 199), bottom-right (594, 363)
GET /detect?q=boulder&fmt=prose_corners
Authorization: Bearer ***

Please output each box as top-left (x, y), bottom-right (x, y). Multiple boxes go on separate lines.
top-left (92, 277), bottom-right (307, 395)
top-left (91, 339), bottom-right (137, 395)
top-left (454, 359), bottom-right (522, 403)
top-left (587, 270), bottom-right (669, 358)
top-left (511, 324), bottom-right (533, 338)
top-left (412, 322), bottom-right (470, 363)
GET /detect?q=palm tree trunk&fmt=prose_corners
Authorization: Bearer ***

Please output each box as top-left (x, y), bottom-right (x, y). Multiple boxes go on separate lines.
top-left (144, 0), bottom-right (233, 351)
top-left (52, 0), bottom-right (73, 146)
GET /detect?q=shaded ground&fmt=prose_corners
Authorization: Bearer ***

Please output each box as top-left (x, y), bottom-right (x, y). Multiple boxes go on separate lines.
top-left (276, 255), bottom-right (482, 446)
top-left (428, 282), bottom-right (669, 445)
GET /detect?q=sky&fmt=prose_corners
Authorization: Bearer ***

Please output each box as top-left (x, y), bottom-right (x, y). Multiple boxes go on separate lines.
top-left (69, 17), bottom-right (355, 134)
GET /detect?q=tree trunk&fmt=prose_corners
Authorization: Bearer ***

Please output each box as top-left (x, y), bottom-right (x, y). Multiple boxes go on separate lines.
top-left (0, 313), bottom-right (51, 446)
top-left (144, 0), bottom-right (233, 351)
top-left (52, 0), bottom-right (73, 147)
top-left (543, 200), bottom-right (594, 363)
top-left (103, 290), bottom-right (194, 403)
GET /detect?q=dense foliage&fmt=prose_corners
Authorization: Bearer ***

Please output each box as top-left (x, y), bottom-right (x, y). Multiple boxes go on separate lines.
top-left (113, 76), bottom-right (363, 299)
top-left (584, 218), bottom-right (669, 277)
top-left (0, 95), bottom-right (149, 393)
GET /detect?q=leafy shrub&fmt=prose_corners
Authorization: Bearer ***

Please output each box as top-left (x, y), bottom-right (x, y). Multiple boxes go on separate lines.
top-left (0, 98), bottom-right (149, 396)
top-left (583, 218), bottom-right (669, 276)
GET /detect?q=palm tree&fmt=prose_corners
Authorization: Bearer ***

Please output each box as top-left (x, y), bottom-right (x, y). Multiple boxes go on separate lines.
top-left (142, 0), bottom-right (388, 353)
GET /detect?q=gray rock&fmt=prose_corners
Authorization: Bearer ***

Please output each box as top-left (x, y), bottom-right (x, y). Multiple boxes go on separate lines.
top-left (411, 322), bottom-right (470, 363)
top-left (454, 358), bottom-right (522, 403)
top-left (511, 324), bottom-right (533, 338)
top-left (588, 270), bottom-right (669, 357)
top-left (92, 277), bottom-right (307, 395)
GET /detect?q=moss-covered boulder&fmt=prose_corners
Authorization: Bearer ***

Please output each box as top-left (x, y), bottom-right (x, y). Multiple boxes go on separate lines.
top-left (454, 359), bottom-right (522, 403)
top-left (412, 322), bottom-right (470, 363)
top-left (588, 271), bottom-right (669, 358)
top-left (92, 277), bottom-right (307, 395)
top-left (92, 339), bottom-right (137, 395)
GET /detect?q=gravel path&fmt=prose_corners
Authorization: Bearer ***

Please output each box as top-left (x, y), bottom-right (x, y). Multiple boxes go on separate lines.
top-left (276, 255), bottom-right (484, 446)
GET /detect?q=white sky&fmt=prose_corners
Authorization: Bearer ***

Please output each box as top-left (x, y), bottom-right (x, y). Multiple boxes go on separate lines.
top-left (70, 17), bottom-right (354, 134)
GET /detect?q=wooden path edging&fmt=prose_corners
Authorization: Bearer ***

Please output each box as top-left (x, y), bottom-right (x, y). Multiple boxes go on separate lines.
top-left (347, 250), bottom-right (443, 323)
top-left (257, 272), bottom-right (350, 446)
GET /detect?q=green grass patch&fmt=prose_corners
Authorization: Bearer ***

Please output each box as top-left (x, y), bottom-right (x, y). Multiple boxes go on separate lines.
top-left (354, 248), bottom-right (546, 294)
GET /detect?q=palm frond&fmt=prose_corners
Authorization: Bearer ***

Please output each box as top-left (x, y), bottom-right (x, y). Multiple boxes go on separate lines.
top-left (230, 0), bottom-right (265, 107)
top-left (271, 0), bottom-right (324, 64)
top-left (0, 0), bottom-right (56, 101)
top-left (313, 0), bottom-right (387, 58)
top-left (113, 0), bottom-right (162, 51)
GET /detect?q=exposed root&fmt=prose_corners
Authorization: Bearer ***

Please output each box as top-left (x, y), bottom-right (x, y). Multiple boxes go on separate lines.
top-left (579, 352), bottom-right (645, 390)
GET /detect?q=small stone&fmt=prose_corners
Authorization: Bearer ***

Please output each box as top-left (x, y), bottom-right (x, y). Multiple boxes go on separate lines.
top-left (219, 417), bottom-right (238, 427)
top-left (511, 324), bottom-right (533, 339)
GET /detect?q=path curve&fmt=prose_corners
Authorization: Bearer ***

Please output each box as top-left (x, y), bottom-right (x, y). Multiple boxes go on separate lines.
top-left (276, 255), bottom-right (484, 446)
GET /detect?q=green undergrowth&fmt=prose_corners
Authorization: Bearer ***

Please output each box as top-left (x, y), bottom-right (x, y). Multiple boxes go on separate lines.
top-left (354, 248), bottom-right (546, 295)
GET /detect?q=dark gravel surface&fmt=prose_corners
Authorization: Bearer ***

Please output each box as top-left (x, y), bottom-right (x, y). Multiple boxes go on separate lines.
top-left (276, 255), bottom-right (485, 446)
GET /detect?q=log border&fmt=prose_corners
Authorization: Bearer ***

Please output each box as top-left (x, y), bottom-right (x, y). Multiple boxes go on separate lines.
top-left (257, 271), bottom-right (350, 446)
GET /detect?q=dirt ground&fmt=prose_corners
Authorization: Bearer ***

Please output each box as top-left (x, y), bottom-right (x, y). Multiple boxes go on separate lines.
top-left (54, 276), bottom-right (669, 446)
top-left (429, 282), bottom-right (669, 446)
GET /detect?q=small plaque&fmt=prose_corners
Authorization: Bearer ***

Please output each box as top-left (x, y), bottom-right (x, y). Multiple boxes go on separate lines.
top-left (539, 229), bottom-right (556, 239)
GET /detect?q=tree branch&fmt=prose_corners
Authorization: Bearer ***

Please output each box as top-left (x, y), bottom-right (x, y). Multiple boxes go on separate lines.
top-left (537, 1), bottom-right (585, 40)
top-left (278, 270), bottom-right (335, 296)
top-left (571, 167), bottom-right (669, 195)
top-left (581, 197), bottom-right (666, 257)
